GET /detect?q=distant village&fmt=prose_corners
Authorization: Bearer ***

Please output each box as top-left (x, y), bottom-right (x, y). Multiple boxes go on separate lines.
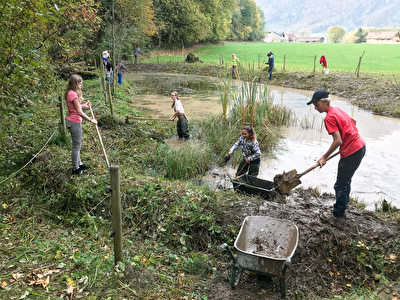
top-left (263, 31), bottom-right (400, 44)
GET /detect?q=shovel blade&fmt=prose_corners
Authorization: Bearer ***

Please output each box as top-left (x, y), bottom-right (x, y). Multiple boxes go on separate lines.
top-left (273, 169), bottom-right (302, 194)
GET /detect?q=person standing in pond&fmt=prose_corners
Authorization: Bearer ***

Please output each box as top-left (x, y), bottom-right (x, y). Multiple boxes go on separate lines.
top-left (134, 47), bottom-right (143, 64)
top-left (229, 126), bottom-right (261, 177)
top-left (265, 51), bottom-right (274, 80)
top-left (65, 74), bottom-right (98, 175)
top-left (231, 54), bottom-right (239, 78)
top-left (116, 60), bottom-right (128, 85)
top-left (169, 91), bottom-right (190, 141)
top-left (308, 89), bottom-right (366, 220)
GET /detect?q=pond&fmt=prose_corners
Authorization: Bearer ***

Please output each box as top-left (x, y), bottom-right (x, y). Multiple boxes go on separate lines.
top-left (128, 73), bottom-right (400, 210)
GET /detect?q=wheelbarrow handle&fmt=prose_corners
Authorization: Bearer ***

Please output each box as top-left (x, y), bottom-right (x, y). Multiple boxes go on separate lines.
top-left (219, 243), bottom-right (236, 262)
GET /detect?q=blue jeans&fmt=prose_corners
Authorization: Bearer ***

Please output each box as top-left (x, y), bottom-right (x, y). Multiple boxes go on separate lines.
top-left (333, 145), bottom-right (366, 217)
top-left (268, 66), bottom-right (273, 80)
top-left (118, 73), bottom-right (122, 84)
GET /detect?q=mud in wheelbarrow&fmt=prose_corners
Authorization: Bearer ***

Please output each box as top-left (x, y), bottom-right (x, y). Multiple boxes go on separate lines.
top-left (219, 216), bottom-right (299, 297)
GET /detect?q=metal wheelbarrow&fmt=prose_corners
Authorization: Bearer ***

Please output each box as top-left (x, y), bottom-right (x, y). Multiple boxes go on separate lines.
top-left (219, 216), bottom-right (299, 297)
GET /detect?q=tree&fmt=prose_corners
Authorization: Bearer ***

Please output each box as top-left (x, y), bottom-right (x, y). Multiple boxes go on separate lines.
top-left (229, 0), bottom-right (263, 41)
top-left (354, 28), bottom-right (367, 44)
top-left (328, 26), bottom-right (346, 43)
top-left (0, 0), bottom-right (100, 112)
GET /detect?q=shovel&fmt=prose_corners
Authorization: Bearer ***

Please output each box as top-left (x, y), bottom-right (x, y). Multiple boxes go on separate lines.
top-left (273, 151), bottom-right (340, 194)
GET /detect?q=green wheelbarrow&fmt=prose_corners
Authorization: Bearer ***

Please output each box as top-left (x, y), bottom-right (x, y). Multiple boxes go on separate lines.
top-left (219, 216), bottom-right (299, 297)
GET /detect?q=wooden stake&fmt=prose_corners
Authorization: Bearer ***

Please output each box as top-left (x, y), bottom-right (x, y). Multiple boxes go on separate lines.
top-left (110, 165), bottom-right (123, 264)
top-left (59, 96), bottom-right (66, 136)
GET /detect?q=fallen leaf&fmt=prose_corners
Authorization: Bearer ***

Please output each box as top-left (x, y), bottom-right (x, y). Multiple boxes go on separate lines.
top-left (12, 273), bottom-right (24, 280)
top-left (1, 281), bottom-right (7, 288)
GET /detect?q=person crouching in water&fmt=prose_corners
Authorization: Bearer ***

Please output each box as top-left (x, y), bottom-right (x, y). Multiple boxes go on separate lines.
top-left (229, 126), bottom-right (261, 177)
top-left (308, 89), bottom-right (366, 220)
top-left (169, 91), bottom-right (190, 141)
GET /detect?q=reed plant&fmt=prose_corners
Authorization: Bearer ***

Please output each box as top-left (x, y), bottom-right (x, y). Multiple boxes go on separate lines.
top-left (154, 141), bottom-right (213, 180)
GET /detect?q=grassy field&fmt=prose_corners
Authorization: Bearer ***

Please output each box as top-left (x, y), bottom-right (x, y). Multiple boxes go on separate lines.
top-left (143, 41), bottom-right (400, 74)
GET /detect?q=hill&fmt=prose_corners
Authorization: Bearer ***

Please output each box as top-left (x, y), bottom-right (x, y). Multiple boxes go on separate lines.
top-left (256, 0), bottom-right (400, 34)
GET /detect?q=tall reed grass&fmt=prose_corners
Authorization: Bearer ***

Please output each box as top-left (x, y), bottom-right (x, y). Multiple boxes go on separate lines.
top-left (153, 142), bottom-right (213, 180)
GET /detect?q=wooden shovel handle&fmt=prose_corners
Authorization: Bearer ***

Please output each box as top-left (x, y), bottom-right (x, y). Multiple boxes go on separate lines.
top-left (89, 106), bottom-right (110, 170)
top-left (298, 151), bottom-right (340, 177)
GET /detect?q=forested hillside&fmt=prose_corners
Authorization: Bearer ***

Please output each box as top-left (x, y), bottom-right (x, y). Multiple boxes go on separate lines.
top-left (257, 0), bottom-right (400, 33)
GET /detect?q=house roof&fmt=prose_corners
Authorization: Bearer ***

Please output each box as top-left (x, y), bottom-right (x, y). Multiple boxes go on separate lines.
top-left (366, 31), bottom-right (399, 40)
top-left (284, 32), bottom-right (297, 39)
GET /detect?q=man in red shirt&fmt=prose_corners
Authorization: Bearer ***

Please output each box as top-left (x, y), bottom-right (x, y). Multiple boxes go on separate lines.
top-left (307, 89), bottom-right (366, 220)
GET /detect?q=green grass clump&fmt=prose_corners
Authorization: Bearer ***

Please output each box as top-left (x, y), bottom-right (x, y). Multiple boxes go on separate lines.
top-left (150, 141), bottom-right (214, 180)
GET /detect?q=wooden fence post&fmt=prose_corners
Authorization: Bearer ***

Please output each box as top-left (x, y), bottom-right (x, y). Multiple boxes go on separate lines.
top-left (258, 54), bottom-right (260, 68)
top-left (110, 165), bottom-right (123, 265)
top-left (283, 54), bottom-right (286, 71)
top-left (221, 54), bottom-right (224, 65)
top-left (313, 55), bottom-right (316, 73)
top-left (107, 83), bottom-right (114, 115)
top-left (355, 51), bottom-right (365, 78)
top-left (59, 96), bottom-right (66, 136)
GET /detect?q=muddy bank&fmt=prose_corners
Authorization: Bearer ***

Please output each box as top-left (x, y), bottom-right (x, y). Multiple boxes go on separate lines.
top-left (209, 189), bottom-right (400, 299)
top-left (130, 63), bottom-right (400, 119)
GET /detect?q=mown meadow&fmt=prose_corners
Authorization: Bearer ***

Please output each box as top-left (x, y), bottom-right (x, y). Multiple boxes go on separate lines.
top-left (143, 41), bottom-right (400, 74)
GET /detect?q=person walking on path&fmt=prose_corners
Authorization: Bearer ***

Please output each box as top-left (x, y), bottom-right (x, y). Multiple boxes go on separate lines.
top-left (169, 91), bottom-right (190, 141)
top-left (116, 61), bottom-right (128, 85)
top-left (105, 60), bottom-right (113, 83)
top-left (228, 126), bottom-right (261, 177)
top-left (65, 74), bottom-right (98, 175)
top-left (231, 54), bottom-right (239, 78)
top-left (265, 51), bottom-right (274, 80)
top-left (307, 89), bottom-right (366, 220)
top-left (134, 47), bottom-right (143, 64)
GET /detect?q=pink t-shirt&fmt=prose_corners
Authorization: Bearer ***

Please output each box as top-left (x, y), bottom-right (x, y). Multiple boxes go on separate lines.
top-left (325, 107), bottom-right (365, 158)
top-left (66, 90), bottom-right (82, 123)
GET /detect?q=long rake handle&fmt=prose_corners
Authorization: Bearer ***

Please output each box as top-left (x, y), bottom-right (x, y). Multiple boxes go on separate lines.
top-left (127, 116), bottom-right (169, 122)
top-left (90, 106), bottom-right (110, 170)
top-left (298, 151), bottom-right (340, 177)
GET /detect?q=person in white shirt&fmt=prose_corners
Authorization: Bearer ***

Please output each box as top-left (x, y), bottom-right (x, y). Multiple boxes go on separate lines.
top-left (169, 91), bottom-right (190, 141)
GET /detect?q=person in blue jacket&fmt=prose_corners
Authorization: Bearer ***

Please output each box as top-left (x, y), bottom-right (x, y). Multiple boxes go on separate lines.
top-left (265, 51), bottom-right (274, 80)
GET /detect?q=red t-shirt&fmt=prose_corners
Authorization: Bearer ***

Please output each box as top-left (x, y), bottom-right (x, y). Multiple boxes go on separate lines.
top-left (66, 90), bottom-right (82, 123)
top-left (325, 107), bottom-right (365, 158)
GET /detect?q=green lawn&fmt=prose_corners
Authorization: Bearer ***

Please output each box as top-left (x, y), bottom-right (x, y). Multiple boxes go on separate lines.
top-left (150, 41), bottom-right (400, 74)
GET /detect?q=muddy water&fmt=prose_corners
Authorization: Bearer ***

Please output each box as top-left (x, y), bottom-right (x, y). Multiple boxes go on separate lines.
top-left (128, 73), bottom-right (399, 209)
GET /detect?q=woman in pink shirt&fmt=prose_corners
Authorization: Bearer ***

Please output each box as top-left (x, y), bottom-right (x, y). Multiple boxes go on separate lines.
top-left (65, 74), bottom-right (98, 175)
